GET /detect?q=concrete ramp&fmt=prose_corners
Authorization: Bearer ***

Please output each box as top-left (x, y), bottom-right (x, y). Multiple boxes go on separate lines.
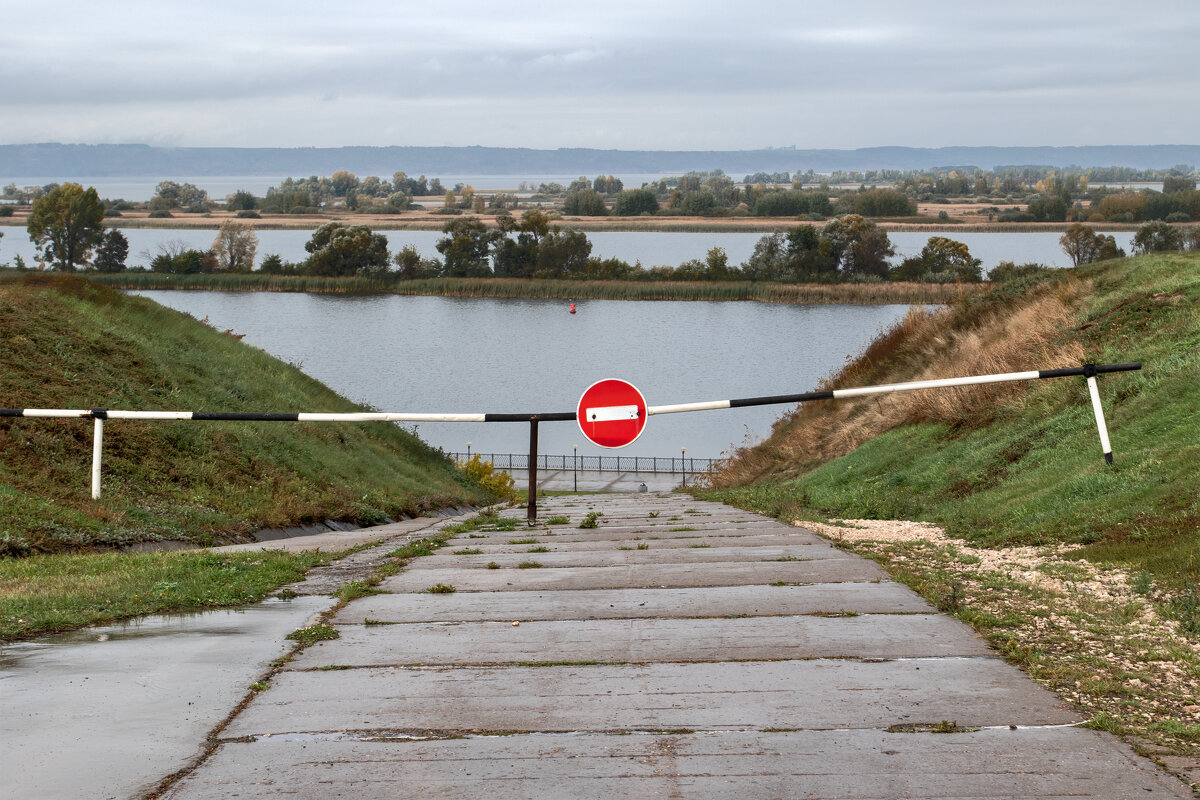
top-left (164, 492), bottom-right (1191, 798)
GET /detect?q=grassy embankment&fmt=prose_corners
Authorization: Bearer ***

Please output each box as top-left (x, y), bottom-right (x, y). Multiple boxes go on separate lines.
top-left (0, 274), bottom-right (495, 640)
top-left (702, 252), bottom-right (1200, 760)
top-left (87, 271), bottom-right (983, 305)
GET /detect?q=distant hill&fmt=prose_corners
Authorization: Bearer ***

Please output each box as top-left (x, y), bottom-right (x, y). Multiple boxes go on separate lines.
top-left (2, 143), bottom-right (1197, 179)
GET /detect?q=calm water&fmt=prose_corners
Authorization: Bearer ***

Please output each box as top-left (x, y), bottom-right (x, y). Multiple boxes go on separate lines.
top-left (132, 292), bottom-right (910, 460)
top-left (1, 226), bottom-right (1137, 275)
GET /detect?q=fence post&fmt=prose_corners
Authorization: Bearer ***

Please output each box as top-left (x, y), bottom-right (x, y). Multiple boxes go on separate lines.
top-left (527, 416), bottom-right (539, 524)
top-left (1084, 365), bottom-right (1114, 464)
top-left (90, 410), bottom-right (106, 500)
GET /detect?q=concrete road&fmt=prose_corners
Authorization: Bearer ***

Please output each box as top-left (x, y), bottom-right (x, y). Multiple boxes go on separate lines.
top-left (162, 493), bottom-right (1191, 799)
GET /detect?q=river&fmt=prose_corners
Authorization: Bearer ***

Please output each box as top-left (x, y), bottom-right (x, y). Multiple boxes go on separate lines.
top-left (131, 291), bottom-right (911, 461)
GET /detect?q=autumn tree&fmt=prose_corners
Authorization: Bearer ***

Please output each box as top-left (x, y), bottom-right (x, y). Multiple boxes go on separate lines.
top-left (211, 220), bottom-right (258, 272)
top-left (26, 183), bottom-right (105, 271)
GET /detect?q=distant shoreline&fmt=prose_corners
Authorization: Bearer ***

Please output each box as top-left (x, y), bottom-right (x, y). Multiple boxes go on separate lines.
top-left (0, 209), bottom-right (1149, 235)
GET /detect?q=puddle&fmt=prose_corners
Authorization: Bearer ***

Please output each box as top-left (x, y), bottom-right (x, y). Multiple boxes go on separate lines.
top-left (0, 595), bottom-right (333, 800)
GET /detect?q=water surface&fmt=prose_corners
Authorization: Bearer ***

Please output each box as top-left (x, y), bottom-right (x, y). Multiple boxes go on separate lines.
top-left (133, 292), bottom-right (910, 459)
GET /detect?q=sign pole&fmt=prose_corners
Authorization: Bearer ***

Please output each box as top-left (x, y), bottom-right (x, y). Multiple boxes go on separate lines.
top-left (527, 416), bottom-right (539, 524)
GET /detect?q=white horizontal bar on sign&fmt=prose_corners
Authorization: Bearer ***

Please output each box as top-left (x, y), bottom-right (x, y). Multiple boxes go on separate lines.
top-left (297, 412), bottom-right (488, 423)
top-left (584, 405), bottom-right (640, 422)
top-left (831, 370), bottom-right (1042, 399)
top-left (648, 400), bottom-right (732, 416)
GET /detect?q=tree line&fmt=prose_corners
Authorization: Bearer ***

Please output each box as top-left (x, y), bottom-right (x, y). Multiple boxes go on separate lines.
top-left (9, 182), bottom-right (1200, 276)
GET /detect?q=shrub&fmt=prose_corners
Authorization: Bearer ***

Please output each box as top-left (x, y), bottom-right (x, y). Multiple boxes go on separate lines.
top-left (148, 210), bottom-right (173, 218)
top-left (458, 454), bottom-right (515, 499)
top-left (235, 210), bottom-right (261, 219)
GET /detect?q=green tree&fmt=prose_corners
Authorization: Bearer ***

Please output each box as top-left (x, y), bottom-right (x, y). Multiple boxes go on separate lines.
top-left (226, 190), bottom-right (258, 211)
top-left (821, 214), bottom-right (894, 279)
top-left (612, 188), bottom-right (659, 216)
top-left (562, 189), bottom-right (608, 216)
top-left (1059, 223), bottom-right (1102, 267)
top-left (534, 228), bottom-right (592, 278)
top-left (1162, 176), bottom-right (1196, 194)
top-left (393, 245), bottom-right (441, 279)
top-left (153, 181), bottom-right (209, 211)
top-left (211, 220), bottom-right (258, 272)
top-left (304, 222), bottom-right (390, 276)
top-left (436, 217), bottom-right (498, 277)
top-left (742, 233), bottom-right (787, 281)
top-left (1131, 221), bottom-right (1183, 254)
top-left (1026, 195), bottom-right (1068, 222)
top-left (93, 230), bottom-right (129, 273)
top-left (26, 183), bottom-right (105, 271)
top-left (912, 236), bottom-right (982, 282)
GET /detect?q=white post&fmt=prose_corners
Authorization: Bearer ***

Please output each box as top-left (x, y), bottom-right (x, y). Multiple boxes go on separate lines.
top-left (91, 417), bottom-right (104, 499)
top-left (1086, 375), bottom-right (1114, 465)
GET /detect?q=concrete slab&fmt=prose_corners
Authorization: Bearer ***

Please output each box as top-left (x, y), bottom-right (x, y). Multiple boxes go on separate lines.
top-left (443, 533), bottom-right (837, 552)
top-left (224, 658), bottom-right (1079, 737)
top-left (381, 559), bottom-right (887, 592)
top-left (452, 525), bottom-right (823, 544)
top-left (163, 728), bottom-right (1195, 799)
top-left (0, 596), bottom-right (332, 800)
top-left (333, 583), bottom-right (936, 624)
top-left (422, 544), bottom-right (851, 568)
top-left (289, 614), bottom-right (994, 668)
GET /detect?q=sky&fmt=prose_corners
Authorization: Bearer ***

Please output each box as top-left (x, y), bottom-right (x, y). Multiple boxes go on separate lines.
top-left (1, 1), bottom-right (1197, 150)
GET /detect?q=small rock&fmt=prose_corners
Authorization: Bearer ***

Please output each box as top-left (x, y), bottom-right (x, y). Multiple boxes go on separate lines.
top-left (512, 621), bottom-right (520, 627)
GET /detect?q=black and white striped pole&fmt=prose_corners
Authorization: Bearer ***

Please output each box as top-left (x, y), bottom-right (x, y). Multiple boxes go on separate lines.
top-left (0, 362), bottom-right (1139, 504)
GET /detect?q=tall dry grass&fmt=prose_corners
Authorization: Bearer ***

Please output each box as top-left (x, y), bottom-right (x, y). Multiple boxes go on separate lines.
top-left (709, 278), bottom-right (1085, 487)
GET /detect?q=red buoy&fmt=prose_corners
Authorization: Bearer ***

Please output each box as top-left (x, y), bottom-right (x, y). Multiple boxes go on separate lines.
top-left (569, 303), bottom-right (576, 314)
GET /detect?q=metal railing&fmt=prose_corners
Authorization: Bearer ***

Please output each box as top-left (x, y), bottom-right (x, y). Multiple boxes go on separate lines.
top-left (448, 453), bottom-right (715, 474)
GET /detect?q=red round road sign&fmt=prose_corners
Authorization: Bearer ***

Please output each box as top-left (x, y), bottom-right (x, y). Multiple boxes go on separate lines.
top-left (577, 378), bottom-right (648, 448)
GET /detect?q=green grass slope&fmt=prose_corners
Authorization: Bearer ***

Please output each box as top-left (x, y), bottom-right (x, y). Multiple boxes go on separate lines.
top-left (704, 253), bottom-right (1199, 587)
top-left (0, 274), bottom-right (491, 555)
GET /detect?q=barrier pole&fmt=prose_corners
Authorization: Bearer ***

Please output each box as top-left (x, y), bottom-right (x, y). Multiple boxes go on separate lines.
top-left (91, 417), bottom-right (104, 500)
top-left (1086, 371), bottom-right (1114, 464)
top-left (527, 417), bottom-right (539, 524)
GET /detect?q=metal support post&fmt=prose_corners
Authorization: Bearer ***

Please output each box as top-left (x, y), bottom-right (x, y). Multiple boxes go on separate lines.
top-left (527, 417), bottom-right (539, 524)
top-left (1084, 366), bottom-right (1114, 464)
top-left (91, 417), bottom-right (104, 500)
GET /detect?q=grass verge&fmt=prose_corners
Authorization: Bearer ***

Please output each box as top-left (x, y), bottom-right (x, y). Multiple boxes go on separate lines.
top-left (0, 274), bottom-right (492, 554)
top-left (0, 548), bottom-right (333, 641)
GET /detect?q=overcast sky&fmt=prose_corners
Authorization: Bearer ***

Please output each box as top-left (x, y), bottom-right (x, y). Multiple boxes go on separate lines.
top-left (1, 1), bottom-right (1196, 150)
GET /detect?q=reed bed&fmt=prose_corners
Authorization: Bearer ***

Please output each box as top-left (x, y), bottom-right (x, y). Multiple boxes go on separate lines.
top-left (89, 273), bottom-right (985, 305)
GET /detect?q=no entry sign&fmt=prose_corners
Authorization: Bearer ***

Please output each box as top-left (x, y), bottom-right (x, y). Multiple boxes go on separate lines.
top-left (577, 378), bottom-right (648, 448)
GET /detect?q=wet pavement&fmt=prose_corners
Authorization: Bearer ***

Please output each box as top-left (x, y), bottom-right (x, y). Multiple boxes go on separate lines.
top-left (157, 492), bottom-right (1191, 799)
top-left (0, 596), bottom-right (331, 800)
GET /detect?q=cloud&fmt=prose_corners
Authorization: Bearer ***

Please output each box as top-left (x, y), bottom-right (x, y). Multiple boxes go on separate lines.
top-left (0, 1), bottom-right (1196, 149)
